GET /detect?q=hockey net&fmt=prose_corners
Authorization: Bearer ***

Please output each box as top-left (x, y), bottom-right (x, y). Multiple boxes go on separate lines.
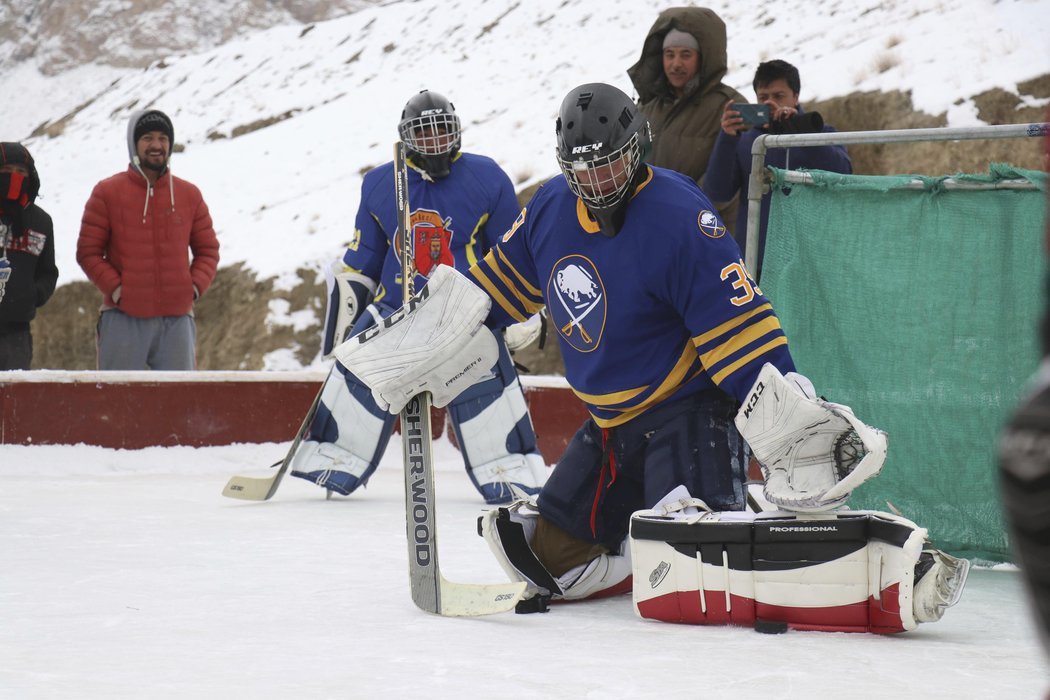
top-left (760, 163), bottom-right (1047, 561)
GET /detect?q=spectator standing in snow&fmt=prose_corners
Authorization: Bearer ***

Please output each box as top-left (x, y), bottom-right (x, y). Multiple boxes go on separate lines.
top-left (77, 109), bottom-right (219, 370)
top-left (0, 142), bottom-right (58, 370)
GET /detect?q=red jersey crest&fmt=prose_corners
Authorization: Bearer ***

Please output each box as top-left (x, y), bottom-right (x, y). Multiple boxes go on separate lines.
top-left (412, 209), bottom-right (454, 276)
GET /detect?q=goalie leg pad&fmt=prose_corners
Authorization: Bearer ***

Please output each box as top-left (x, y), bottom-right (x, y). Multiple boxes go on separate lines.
top-left (333, 265), bottom-right (499, 413)
top-left (448, 337), bottom-right (547, 504)
top-left (479, 499), bottom-right (633, 603)
top-left (321, 260), bottom-right (376, 358)
top-left (735, 363), bottom-right (887, 512)
top-left (290, 363), bottom-right (396, 495)
top-left (629, 504), bottom-right (968, 633)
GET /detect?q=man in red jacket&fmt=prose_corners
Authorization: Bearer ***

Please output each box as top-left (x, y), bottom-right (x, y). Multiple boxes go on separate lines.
top-left (77, 109), bottom-right (219, 370)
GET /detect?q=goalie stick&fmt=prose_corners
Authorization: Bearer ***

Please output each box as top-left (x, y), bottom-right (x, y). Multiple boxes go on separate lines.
top-left (220, 378), bottom-right (326, 501)
top-left (393, 141), bottom-right (526, 616)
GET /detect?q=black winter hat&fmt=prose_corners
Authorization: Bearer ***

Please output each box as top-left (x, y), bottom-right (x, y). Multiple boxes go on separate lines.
top-left (0, 142), bottom-right (41, 204)
top-left (133, 109), bottom-right (175, 144)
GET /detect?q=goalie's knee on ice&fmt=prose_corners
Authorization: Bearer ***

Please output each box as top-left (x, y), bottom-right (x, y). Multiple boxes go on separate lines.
top-left (479, 499), bottom-right (632, 603)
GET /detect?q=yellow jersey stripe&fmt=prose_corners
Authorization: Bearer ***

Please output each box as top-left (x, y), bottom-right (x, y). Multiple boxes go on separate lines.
top-left (570, 341), bottom-right (695, 409)
top-left (710, 336), bottom-right (789, 385)
top-left (470, 265), bottom-right (528, 323)
top-left (571, 383), bottom-right (648, 407)
top-left (486, 252), bottom-right (543, 315)
top-left (496, 247), bottom-right (543, 300)
top-left (465, 213), bottom-right (489, 268)
top-left (699, 315), bottom-right (783, 370)
top-left (692, 303), bottom-right (773, 348)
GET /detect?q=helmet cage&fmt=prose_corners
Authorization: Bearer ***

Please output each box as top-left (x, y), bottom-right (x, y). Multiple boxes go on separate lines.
top-left (398, 111), bottom-right (462, 157)
top-left (557, 129), bottom-right (644, 210)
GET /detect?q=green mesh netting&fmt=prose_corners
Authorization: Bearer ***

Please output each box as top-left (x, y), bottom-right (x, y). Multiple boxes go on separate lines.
top-left (762, 164), bottom-right (1048, 561)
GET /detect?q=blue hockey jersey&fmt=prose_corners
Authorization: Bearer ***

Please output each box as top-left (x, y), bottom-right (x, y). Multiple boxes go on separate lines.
top-left (345, 152), bottom-right (520, 309)
top-left (469, 165), bottom-right (797, 428)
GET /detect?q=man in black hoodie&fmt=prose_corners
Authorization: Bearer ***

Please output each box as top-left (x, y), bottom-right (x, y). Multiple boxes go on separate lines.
top-left (0, 142), bottom-right (58, 370)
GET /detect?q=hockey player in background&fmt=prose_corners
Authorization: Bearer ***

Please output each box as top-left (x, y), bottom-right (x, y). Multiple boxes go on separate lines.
top-left (335, 83), bottom-right (969, 632)
top-left (998, 118), bottom-right (1050, 656)
top-left (290, 89), bottom-right (546, 504)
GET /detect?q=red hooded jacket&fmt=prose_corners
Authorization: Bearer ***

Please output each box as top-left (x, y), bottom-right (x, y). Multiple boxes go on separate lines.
top-left (77, 166), bottom-right (219, 318)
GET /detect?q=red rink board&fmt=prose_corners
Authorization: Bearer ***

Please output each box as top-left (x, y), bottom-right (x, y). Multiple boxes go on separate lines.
top-left (0, 371), bottom-right (587, 458)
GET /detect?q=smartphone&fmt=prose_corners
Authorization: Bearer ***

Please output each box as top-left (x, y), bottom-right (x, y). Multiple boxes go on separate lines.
top-left (732, 103), bottom-right (770, 128)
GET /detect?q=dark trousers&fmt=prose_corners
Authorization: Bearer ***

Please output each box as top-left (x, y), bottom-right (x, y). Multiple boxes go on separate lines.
top-left (0, 325), bottom-right (32, 370)
top-left (537, 390), bottom-right (748, 548)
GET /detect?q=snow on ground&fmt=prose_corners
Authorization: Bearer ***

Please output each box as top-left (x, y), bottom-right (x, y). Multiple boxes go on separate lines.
top-left (1, 438), bottom-right (1046, 699)
top-left (5, 0), bottom-right (1049, 288)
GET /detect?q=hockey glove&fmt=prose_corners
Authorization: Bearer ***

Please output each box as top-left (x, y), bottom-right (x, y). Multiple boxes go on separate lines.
top-left (333, 265), bottom-right (498, 414)
top-left (735, 363), bottom-right (887, 512)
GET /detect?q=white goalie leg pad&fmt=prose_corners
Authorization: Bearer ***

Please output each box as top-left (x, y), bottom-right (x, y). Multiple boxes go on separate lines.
top-left (470, 454), bottom-right (548, 504)
top-left (321, 260), bottom-right (376, 358)
top-left (333, 265), bottom-right (499, 414)
top-left (629, 502), bottom-right (969, 633)
top-left (289, 367), bottom-right (391, 495)
top-left (289, 442), bottom-right (374, 489)
top-left (735, 363), bottom-right (887, 512)
top-left (451, 358), bottom-right (548, 503)
top-left (479, 499), bottom-right (632, 603)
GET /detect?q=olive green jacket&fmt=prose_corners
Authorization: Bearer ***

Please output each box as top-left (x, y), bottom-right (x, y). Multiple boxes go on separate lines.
top-left (627, 7), bottom-right (745, 230)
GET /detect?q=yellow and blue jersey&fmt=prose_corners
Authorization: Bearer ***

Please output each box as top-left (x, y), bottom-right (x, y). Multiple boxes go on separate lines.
top-left (345, 152), bottom-right (520, 309)
top-left (469, 165), bottom-right (796, 428)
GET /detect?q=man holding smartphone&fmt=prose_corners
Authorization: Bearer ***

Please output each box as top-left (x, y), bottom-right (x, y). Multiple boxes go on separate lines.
top-left (704, 59), bottom-right (852, 279)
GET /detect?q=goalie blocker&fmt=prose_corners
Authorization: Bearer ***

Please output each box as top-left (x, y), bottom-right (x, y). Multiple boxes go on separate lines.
top-left (629, 498), bottom-right (969, 634)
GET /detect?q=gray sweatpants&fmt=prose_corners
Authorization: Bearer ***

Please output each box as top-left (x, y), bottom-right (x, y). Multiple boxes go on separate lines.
top-left (97, 309), bottom-right (197, 370)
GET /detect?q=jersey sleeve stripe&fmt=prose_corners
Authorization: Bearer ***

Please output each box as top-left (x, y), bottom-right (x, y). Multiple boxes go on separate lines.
top-left (698, 315), bottom-right (783, 369)
top-left (709, 336), bottom-right (789, 385)
top-left (496, 247), bottom-right (543, 299)
top-left (487, 254), bottom-right (544, 314)
top-left (465, 213), bottom-right (488, 269)
top-left (470, 265), bottom-right (528, 323)
top-left (692, 303), bottom-right (773, 347)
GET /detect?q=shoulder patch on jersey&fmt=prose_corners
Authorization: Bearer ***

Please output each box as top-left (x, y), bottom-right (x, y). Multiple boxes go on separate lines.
top-left (546, 255), bottom-right (606, 353)
top-left (502, 207), bottom-right (526, 243)
top-left (698, 210), bottom-right (726, 239)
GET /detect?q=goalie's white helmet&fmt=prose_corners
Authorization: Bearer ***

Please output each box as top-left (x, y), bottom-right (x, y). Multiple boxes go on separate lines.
top-left (555, 83), bottom-right (652, 236)
top-left (398, 90), bottom-right (462, 180)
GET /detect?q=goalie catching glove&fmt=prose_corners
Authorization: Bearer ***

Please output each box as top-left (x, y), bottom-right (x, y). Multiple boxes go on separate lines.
top-left (735, 363), bottom-right (887, 512)
top-left (333, 264), bottom-right (499, 414)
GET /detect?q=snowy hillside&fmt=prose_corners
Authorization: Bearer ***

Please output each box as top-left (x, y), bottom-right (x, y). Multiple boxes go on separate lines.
top-left (4, 0), bottom-right (1049, 288)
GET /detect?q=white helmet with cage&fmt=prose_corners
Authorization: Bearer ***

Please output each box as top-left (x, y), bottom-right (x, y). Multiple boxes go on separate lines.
top-left (398, 90), bottom-right (463, 180)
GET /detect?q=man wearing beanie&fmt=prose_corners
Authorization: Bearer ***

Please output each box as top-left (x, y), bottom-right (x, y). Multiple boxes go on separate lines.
top-left (627, 7), bottom-right (746, 234)
top-left (76, 108), bottom-right (219, 370)
top-left (0, 142), bottom-right (58, 370)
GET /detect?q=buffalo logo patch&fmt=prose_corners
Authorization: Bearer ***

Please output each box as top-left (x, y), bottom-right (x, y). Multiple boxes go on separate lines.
top-left (698, 210), bottom-right (726, 239)
top-left (547, 256), bottom-right (606, 353)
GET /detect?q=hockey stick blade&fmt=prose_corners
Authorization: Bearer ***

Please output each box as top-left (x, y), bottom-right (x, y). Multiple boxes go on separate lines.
top-left (221, 374), bottom-right (327, 501)
top-left (433, 576), bottom-right (527, 617)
